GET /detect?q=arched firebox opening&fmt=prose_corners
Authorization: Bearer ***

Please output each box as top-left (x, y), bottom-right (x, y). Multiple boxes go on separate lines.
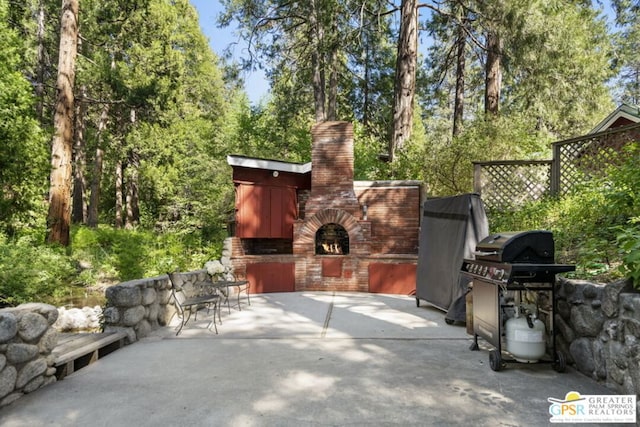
top-left (315, 223), bottom-right (349, 255)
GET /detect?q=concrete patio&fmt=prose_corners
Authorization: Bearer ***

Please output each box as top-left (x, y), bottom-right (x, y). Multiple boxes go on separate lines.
top-left (0, 292), bottom-right (628, 426)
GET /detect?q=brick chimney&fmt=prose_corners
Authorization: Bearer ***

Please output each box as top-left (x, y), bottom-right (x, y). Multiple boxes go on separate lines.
top-left (305, 121), bottom-right (361, 218)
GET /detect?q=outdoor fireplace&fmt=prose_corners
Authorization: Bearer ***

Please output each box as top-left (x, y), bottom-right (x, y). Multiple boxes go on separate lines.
top-left (290, 122), bottom-right (370, 290)
top-left (316, 223), bottom-right (349, 255)
top-left (227, 120), bottom-right (423, 294)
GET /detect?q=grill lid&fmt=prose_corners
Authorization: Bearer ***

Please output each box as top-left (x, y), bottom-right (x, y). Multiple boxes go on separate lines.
top-left (475, 230), bottom-right (554, 264)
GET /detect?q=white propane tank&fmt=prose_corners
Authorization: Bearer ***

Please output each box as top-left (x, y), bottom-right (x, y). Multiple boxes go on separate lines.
top-left (505, 307), bottom-right (546, 363)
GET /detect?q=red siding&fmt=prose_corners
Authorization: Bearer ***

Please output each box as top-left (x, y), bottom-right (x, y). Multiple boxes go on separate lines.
top-left (610, 117), bottom-right (635, 129)
top-left (232, 167), bottom-right (310, 189)
top-left (368, 263), bottom-right (416, 295)
top-left (246, 262), bottom-right (296, 293)
top-left (236, 185), bottom-right (297, 238)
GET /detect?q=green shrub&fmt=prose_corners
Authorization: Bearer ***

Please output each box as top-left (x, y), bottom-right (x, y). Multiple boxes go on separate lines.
top-left (617, 223), bottom-right (640, 289)
top-left (608, 143), bottom-right (640, 289)
top-left (0, 235), bottom-right (76, 306)
top-left (70, 225), bottom-right (222, 284)
top-left (491, 189), bottom-right (623, 281)
top-left (0, 225), bottom-right (225, 307)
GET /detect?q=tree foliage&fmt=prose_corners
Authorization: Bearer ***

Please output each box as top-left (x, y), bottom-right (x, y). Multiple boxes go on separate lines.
top-left (420, 0), bottom-right (616, 196)
top-left (0, 0), bottom-right (47, 236)
top-left (62, 0), bottom-right (234, 234)
top-left (611, 0), bottom-right (640, 104)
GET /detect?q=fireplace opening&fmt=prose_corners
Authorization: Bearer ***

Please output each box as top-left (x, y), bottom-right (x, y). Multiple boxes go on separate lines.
top-left (316, 223), bottom-right (349, 255)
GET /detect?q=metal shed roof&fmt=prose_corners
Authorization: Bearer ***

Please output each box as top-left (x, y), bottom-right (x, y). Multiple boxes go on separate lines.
top-left (227, 155), bottom-right (312, 174)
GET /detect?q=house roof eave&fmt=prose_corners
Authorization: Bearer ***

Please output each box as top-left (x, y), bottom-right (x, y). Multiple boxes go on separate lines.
top-left (590, 104), bottom-right (640, 134)
top-left (227, 155), bottom-right (312, 174)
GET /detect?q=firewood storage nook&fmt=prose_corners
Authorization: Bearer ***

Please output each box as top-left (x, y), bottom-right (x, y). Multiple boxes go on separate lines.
top-left (226, 121), bottom-right (425, 295)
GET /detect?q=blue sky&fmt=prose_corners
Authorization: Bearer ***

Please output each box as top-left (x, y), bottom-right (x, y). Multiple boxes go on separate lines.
top-left (190, 0), bottom-right (269, 105)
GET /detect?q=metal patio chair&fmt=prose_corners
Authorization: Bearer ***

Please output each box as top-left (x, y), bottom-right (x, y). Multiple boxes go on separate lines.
top-left (209, 275), bottom-right (251, 314)
top-left (168, 272), bottom-right (221, 335)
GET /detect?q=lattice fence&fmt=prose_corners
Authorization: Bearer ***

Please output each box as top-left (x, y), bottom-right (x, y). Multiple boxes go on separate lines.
top-left (474, 123), bottom-right (640, 211)
top-left (553, 124), bottom-right (640, 196)
top-left (473, 160), bottom-right (552, 211)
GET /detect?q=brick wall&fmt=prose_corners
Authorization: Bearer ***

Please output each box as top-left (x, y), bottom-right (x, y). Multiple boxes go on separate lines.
top-left (305, 121), bottom-right (361, 219)
top-left (354, 182), bottom-right (421, 254)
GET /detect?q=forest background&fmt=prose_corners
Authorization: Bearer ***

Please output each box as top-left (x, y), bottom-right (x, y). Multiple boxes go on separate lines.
top-left (1, 0), bottom-right (639, 307)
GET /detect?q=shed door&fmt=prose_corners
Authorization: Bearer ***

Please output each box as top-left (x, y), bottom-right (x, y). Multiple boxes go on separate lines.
top-left (246, 262), bottom-right (296, 293)
top-left (369, 263), bottom-right (416, 295)
top-left (236, 184), bottom-right (296, 238)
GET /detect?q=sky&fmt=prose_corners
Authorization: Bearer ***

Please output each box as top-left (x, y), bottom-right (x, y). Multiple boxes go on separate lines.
top-left (190, 0), bottom-right (270, 105)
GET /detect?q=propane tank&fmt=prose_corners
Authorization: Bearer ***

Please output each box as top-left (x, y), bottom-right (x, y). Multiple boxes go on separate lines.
top-left (505, 306), bottom-right (546, 363)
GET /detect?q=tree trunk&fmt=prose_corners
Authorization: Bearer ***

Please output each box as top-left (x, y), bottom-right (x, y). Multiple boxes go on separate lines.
top-left (115, 160), bottom-right (123, 228)
top-left (453, 19), bottom-right (466, 137)
top-left (326, 46), bottom-right (338, 121)
top-left (362, 44), bottom-right (371, 128)
top-left (46, 0), bottom-right (79, 246)
top-left (310, 0), bottom-right (326, 122)
top-left (35, 1), bottom-right (46, 124)
top-left (125, 108), bottom-right (139, 229)
top-left (125, 151), bottom-right (140, 229)
top-left (88, 104), bottom-right (109, 228)
top-left (326, 12), bottom-right (338, 121)
top-left (87, 147), bottom-right (103, 227)
top-left (484, 29), bottom-right (502, 116)
top-left (72, 85), bottom-right (87, 224)
top-left (389, 0), bottom-right (418, 162)
top-left (312, 53), bottom-right (326, 122)
top-left (634, 67), bottom-right (639, 105)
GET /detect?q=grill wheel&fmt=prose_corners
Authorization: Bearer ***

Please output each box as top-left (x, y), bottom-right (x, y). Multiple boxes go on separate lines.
top-left (489, 349), bottom-right (503, 371)
top-left (553, 351), bottom-right (566, 373)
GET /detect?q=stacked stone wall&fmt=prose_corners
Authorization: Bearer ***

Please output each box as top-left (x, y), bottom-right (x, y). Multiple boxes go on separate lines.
top-left (102, 270), bottom-right (210, 342)
top-left (555, 278), bottom-right (640, 402)
top-left (0, 270), bottom-right (212, 408)
top-left (0, 304), bottom-right (59, 407)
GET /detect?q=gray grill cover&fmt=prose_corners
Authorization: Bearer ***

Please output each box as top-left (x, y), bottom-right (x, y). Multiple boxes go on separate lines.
top-left (416, 194), bottom-right (489, 322)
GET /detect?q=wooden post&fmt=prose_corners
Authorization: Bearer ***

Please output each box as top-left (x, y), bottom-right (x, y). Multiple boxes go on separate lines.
top-left (551, 143), bottom-right (561, 196)
top-left (473, 162), bottom-right (482, 195)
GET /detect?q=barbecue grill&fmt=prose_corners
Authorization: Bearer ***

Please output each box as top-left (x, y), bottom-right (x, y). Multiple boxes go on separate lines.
top-left (461, 230), bottom-right (575, 371)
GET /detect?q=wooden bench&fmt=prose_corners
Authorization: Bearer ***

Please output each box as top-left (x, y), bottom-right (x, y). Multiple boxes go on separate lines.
top-left (53, 331), bottom-right (128, 379)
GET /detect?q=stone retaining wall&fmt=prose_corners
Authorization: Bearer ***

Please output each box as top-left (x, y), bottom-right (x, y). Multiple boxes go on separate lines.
top-left (102, 270), bottom-right (209, 342)
top-left (0, 303), bottom-right (59, 407)
top-left (0, 270), bottom-right (208, 408)
top-left (555, 278), bottom-right (640, 399)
